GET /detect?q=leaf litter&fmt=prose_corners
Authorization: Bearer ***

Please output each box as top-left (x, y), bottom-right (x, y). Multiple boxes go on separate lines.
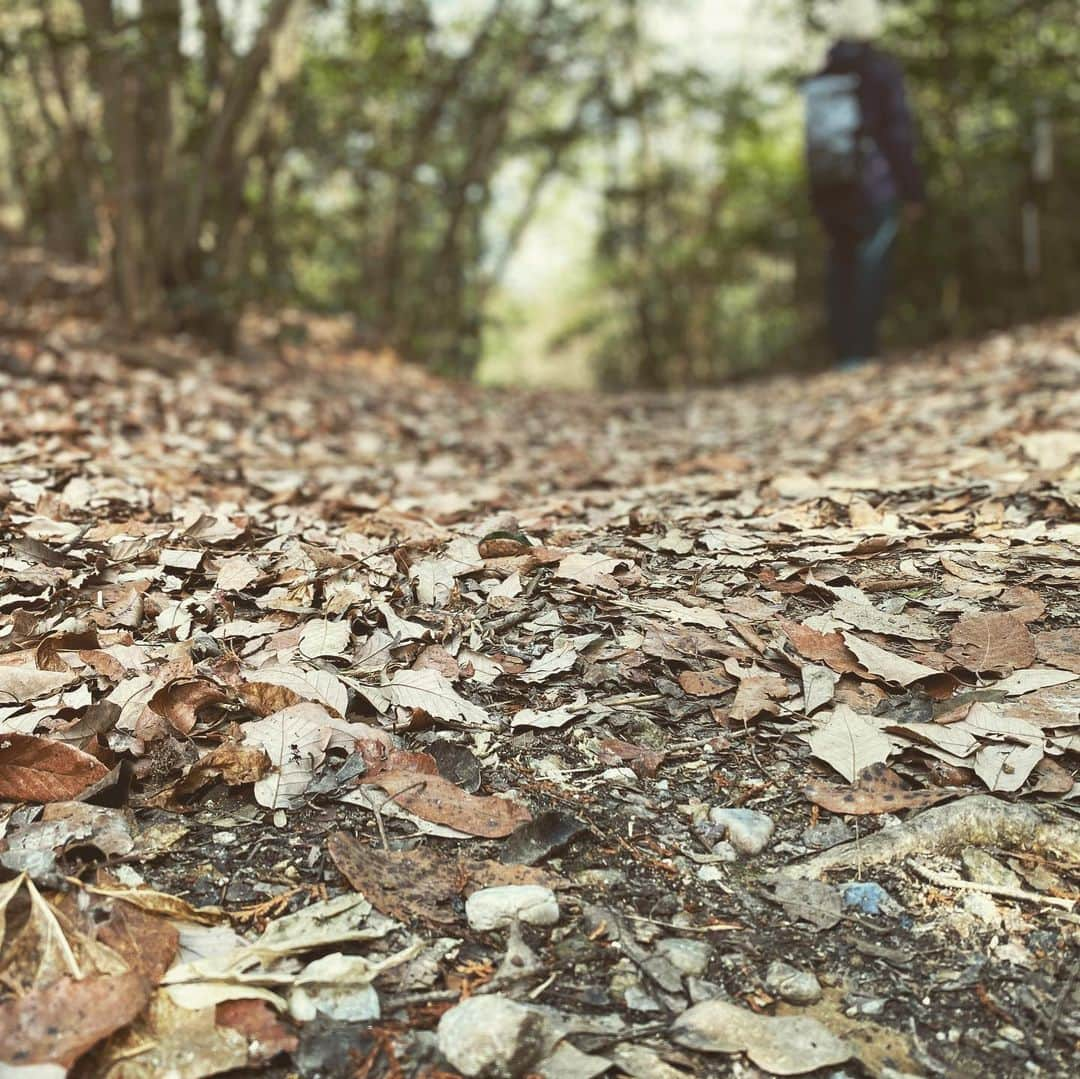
top-left (0, 280), bottom-right (1078, 1075)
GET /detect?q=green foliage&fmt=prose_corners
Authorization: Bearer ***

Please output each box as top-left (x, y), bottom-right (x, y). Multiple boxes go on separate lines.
top-left (1, 1), bottom-right (1078, 382)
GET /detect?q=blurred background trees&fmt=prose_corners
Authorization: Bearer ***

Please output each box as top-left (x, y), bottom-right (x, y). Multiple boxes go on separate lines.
top-left (1, 0), bottom-right (1077, 384)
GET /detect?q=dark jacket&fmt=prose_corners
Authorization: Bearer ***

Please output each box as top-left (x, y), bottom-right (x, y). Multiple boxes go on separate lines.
top-left (812, 40), bottom-right (925, 226)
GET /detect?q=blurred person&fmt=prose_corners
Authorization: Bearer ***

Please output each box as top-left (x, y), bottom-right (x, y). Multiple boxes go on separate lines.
top-left (803, 0), bottom-right (925, 368)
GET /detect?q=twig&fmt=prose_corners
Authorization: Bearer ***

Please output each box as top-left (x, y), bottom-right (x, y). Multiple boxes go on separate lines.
top-left (909, 861), bottom-right (1076, 910)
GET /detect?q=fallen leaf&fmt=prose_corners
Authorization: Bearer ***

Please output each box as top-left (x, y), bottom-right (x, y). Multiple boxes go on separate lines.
top-left (242, 704), bottom-right (333, 808)
top-left (948, 613), bottom-right (1036, 674)
top-left (808, 705), bottom-right (891, 783)
top-left (329, 830), bottom-right (558, 925)
top-left (0, 734), bottom-right (110, 803)
top-left (0, 973), bottom-right (149, 1068)
top-left (842, 634), bottom-right (938, 686)
top-left (803, 762), bottom-right (957, 815)
top-left (672, 999), bottom-right (852, 1074)
top-left (363, 771), bottom-right (530, 838)
top-left (148, 678), bottom-right (228, 735)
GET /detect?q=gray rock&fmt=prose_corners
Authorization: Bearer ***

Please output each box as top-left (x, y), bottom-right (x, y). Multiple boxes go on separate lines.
top-left (707, 808), bottom-right (774, 856)
top-left (437, 995), bottom-right (549, 1078)
top-left (574, 868), bottom-right (626, 887)
top-left (623, 986), bottom-right (662, 1013)
top-left (466, 886), bottom-right (560, 932)
top-left (765, 960), bottom-right (822, 1005)
top-left (656, 937), bottom-right (712, 978)
top-left (802, 819), bottom-right (853, 850)
top-left (961, 847), bottom-right (1023, 890)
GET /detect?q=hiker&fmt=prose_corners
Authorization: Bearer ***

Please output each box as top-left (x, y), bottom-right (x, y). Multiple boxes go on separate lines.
top-left (803, 0), bottom-right (926, 368)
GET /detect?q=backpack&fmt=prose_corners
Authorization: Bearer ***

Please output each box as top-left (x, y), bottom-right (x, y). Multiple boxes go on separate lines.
top-left (803, 72), bottom-right (864, 187)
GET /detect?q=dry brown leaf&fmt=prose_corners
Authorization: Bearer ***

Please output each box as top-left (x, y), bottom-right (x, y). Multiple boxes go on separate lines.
top-left (595, 737), bottom-right (666, 778)
top-left (1034, 628), bottom-right (1080, 674)
top-left (363, 770), bottom-right (531, 838)
top-left (148, 677), bottom-right (228, 735)
top-left (35, 630), bottom-right (100, 673)
top-left (803, 763), bottom-right (958, 815)
top-left (779, 620), bottom-right (861, 675)
top-left (215, 999), bottom-right (298, 1063)
top-left (948, 612), bottom-right (1036, 674)
top-left (0, 972), bottom-right (149, 1068)
top-left (0, 734), bottom-right (110, 803)
top-left (328, 830), bottom-right (558, 925)
top-left (678, 668), bottom-right (735, 697)
top-left (729, 670), bottom-right (789, 722)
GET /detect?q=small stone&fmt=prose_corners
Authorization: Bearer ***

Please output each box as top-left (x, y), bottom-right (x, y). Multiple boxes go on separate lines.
top-left (213, 831), bottom-right (238, 846)
top-left (466, 886), bottom-right (560, 932)
top-left (686, 977), bottom-right (724, 1004)
top-left (961, 847), bottom-right (1023, 890)
top-left (998, 1025), bottom-right (1026, 1044)
top-left (842, 881), bottom-right (893, 916)
top-left (802, 819), bottom-right (853, 850)
top-left (697, 865), bottom-right (726, 884)
top-left (623, 986), bottom-right (662, 1012)
top-left (962, 891), bottom-right (1003, 926)
top-left (437, 995), bottom-right (549, 1078)
top-left (707, 808), bottom-right (774, 856)
top-left (574, 868), bottom-right (626, 888)
top-left (765, 960), bottom-right (821, 1005)
top-left (656, 938), bottom-right (712, 978)
top-left (846, 996), bottom-right (888, 1017)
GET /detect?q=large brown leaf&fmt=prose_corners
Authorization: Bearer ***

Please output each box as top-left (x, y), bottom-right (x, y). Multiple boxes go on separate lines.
top-left (779, 620), bottom-right (862, 675)
top-left (148, 678), bottom-right (229, 735)
top-left (363, 771), bottom-right (531, 838)
top-left (804, 763), bottom-right (958, 816)
top-left (0, 972), bottom-right (149, 1067)
top-left (328, 830), bottom-right (558, 926)
top-left (0, 734), bottom-right (110, 803)
top-left (948, 613), bottom-right (1036, 674)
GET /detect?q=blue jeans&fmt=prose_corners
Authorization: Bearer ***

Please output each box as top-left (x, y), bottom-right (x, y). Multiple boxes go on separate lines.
top-left (825, 202), bottom-right (899, 365)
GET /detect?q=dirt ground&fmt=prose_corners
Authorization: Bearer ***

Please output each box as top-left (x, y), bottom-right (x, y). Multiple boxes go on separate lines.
top-left (1, 253), bottom-right (1078, 1077)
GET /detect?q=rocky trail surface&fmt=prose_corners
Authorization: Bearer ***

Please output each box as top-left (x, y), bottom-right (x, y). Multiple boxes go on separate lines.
top-left (1, 259), bottom-right (1079, 1077)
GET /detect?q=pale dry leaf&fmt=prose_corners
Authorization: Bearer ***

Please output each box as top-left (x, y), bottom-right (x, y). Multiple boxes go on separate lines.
top-left (242, 703), bottom-right (333, 809)
top-left (248, 664), bottom-right (348, 717)
top-left (0, 668), bottom-right (78, 705)
top-left (842, 633), bottom-right (938, 686)
top-left (555, 551), bottom-right (627, 591)
top-left (298, 618), bottom-right (352, 659)
top-left (974, 743), bottom-right (1044, 793)
top-left (386, 667), bottom-right (493, 728)
top-left (808, 705), bottom-right (892, 783)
